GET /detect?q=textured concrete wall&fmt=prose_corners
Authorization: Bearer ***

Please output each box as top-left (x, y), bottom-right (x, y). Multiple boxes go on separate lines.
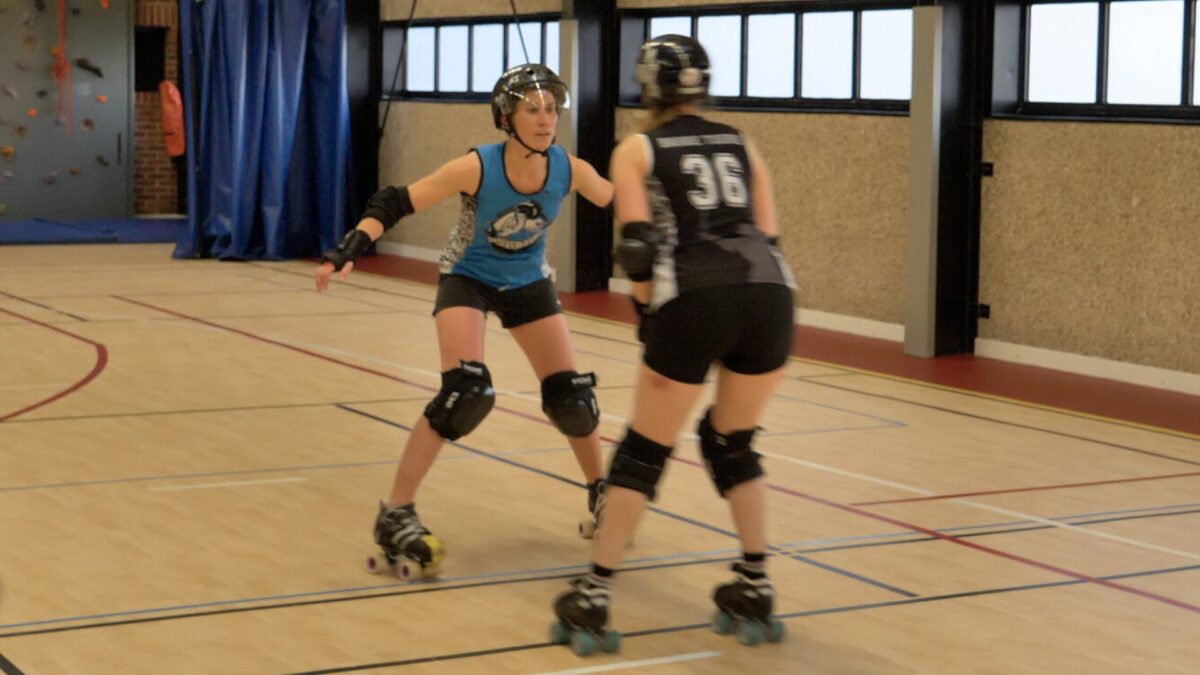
top-left (979, 120), bottom-right (1200, 373)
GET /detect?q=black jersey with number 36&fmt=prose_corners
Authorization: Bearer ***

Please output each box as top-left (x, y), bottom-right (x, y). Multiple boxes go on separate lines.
top-left (640, 114), bottom-right (795, 310)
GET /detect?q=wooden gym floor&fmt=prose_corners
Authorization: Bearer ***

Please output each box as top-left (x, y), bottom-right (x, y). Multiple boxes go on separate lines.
top-left (1, 244), bottom-right (1197, 674)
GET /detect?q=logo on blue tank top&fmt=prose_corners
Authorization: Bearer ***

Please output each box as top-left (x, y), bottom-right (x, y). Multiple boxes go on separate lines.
top-left (485, 201), bottom-right (548, 253)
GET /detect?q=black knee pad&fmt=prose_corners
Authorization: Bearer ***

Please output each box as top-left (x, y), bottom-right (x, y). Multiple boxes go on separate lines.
top-left (607, 428), bottom-right (673, 501)
top-left (541, 370), bottom-right (600, 437)
top-left (424, 360), bottom-right (495, 440)
top-left (698, 408), bottom-right (763, 497)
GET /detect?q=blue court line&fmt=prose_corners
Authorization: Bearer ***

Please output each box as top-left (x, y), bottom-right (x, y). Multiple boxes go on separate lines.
top-left (337, 404), bottom-right (917, 598)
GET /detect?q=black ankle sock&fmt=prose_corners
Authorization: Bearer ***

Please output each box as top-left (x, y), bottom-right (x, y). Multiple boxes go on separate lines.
top-left (589, 563), bottom-right (614, 586)
top-left (740, 553), bottom-right (767, 579)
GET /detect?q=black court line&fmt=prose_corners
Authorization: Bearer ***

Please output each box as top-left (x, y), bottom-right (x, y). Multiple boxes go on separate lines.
top-left (796, 507), bottom-right (1200, 556)
top-left (285, 562), bottom-right (1200, 674)
top-left (806, 379), bottom-right (1200, 468)
top-left (0, 397), bottom-right (430, 424)
top-left (0, 650), bottom-right (23, 675)
top-left (4, 507), bottom-right (1193, 641)
top-left (336, 405), bottom-right (917, 598)
top-left (0, 556), bottom-right (739, 639)
top-left (0, 290), bottom-right (87, 322)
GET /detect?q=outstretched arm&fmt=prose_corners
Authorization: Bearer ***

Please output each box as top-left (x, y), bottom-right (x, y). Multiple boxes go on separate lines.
top-left (316, 153), bottom-right (480, 291)
top-left (568, 155), bottom-right (615, 208)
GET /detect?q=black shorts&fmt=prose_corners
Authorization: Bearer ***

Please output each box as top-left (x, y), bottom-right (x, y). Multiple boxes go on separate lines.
top-left (642, 284), bottom-right (794, 384)
top-left (432, 274), bottom-right (562, 329)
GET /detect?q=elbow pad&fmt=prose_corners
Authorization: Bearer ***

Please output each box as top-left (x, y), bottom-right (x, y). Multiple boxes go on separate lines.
top-left (615, 221), bottom-right (661, 282)
top-left (362, 185), bottom-right (415, 231)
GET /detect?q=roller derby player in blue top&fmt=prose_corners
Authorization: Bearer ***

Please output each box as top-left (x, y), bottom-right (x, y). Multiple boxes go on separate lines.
top-left (549, 35), bottom-right (797, 655)
top-left (315, 64), bottom-right (615, 581)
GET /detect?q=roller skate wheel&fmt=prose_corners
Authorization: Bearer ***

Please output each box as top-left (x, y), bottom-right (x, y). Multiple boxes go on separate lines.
top-left (569, 631), bottom-right (599, 657)
top-left (579, 517), bottom-right (597, 539)
top-left (395, 556), bottom-right (421, 581)
top-left (365, 553), bottom-right (389, 575)
top-left (766, 619), bottom-right (785, 643)
top-left (736, 621), bottom-right (765, 646)
top-left (549, 621), bottom-right (570, 645)
top-left (711, 610), bottom-right (734, 635)
top-left (602, 629), bottom-right (622, 653)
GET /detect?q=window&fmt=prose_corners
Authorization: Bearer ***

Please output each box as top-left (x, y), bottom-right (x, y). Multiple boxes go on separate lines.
top-left (1016, 0), bottom-right (1200, 119)
top-left (472, 24), bottom-right (504, 93)
top-left (438, 26), bottom-right (469, 93)
top-left (747, 14), bottom-right (796, 98)
top-left (860, 10), bottom-right (913, 100)
top-left (627, 3), bottom-right (914, 113)
top-left (698, 16), bottom-right (742, 97)
top-left (404, 27), bottom-right (435, 92)
top-left (649, 16), bottom-right (692, 38)
top-left (1107, 1), bottom-right (1183, 105)
top-left (382, 15), bottom-right (561, 101)
top-left (802, 12), bottom-right (854, 99)
top-left (1027, 3), bottom-right (1099, 103)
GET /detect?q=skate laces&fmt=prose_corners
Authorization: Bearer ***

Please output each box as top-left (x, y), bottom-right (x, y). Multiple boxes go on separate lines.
top-left (382, 505), bottom-right (430, 547)
top-left (733, 565), bottom-right (774, 598)
top-left (572, 577), bottom-right (610, 608)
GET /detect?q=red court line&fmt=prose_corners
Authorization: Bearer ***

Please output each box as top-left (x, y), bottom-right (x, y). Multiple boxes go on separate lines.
top-left (111, 296), bottom-right (585, 435)
top-left (117, 295), bottom-right (1200, 615)
top-left (667, 456), bottom-right (1200, 615)
top-left (853, 471), bottom-right (1200, 506)
top-left (0, 307), bottom-right (108, 422)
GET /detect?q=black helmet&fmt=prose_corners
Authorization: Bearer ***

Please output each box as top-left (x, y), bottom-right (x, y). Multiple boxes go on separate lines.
top-left (491, 64), bottom-right (571, 134)
top-left (634, 34), bottom-right (711, 108)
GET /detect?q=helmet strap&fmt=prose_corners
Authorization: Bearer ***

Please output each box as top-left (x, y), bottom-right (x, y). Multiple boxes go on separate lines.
top-left (507, 126), bottom-right (551, 159)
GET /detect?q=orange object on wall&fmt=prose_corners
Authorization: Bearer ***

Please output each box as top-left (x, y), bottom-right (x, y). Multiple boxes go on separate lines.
top-left (158, 81), bottom-right (185, 157)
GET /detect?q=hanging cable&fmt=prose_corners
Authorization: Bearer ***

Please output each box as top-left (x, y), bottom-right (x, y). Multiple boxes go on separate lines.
top-left (379, 0), bottom-right (419, 138)
top-left (509, 0), bottom-right (531, 64)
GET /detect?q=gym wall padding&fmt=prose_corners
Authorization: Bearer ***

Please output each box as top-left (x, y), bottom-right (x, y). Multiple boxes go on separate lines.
top-left (979, 120), bottom-right (1200, 374)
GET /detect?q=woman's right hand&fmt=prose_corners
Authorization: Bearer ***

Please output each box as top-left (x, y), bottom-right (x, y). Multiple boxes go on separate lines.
top-left (315, 260), bottom-right (353, 293)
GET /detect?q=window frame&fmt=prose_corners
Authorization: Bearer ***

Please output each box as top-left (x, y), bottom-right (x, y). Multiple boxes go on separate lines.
top-left (621, 0), bottom-right (915, 116)
top-left (382, 13), bottom-right (561, 103)
top-left (1011, 0), bottom-right (1200, 122)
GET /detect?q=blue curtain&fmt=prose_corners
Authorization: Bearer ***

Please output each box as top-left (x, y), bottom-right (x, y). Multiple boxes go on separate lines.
top-left (174, 0), bottom-right (349, 260)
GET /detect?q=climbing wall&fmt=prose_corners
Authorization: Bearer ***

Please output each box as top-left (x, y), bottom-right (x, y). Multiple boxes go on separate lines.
top-left (0, 0), bottom-right (133, 220)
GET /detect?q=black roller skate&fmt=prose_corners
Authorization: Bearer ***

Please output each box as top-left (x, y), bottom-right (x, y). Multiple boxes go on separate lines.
top-left (711, 563), bottom-right (785, 645)
top-left (550, 577), bottom-right (621, 656)
top-left (578, 480), bottom-right (606, 539)
top-left (365, 501), bottom-right (446, 581)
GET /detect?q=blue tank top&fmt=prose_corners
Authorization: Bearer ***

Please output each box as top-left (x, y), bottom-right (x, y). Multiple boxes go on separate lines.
top-left (438, 143), bottom-right (572, 290)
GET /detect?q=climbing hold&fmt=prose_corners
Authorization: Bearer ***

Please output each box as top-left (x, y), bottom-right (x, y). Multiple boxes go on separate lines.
top-left (81, 118), bottom-right (95, 132)
top-left (27, 108), bottom-right (38, 118)
top-left (23, 35), bottom-right (37, 50)
top-left (75, 58), bottom-right (104, 78)
top-left (96, 94), bottom-right (107, 103)
top-left (42, 171), bottom-right (58, 185)
top-left (69, 166), bottom-right (80, 176)
top-left (95, 155), bottom-right (110, 167)
top-left (16, 59), bottom-right (32, 71)
top-left (1, 147), bottom-right (12, 160)
top-left (0, 170), bottom-right (13, 182)
top-left (37, 90), bottom-right (48, 99)
top-left (14, 126), bottom-right (26, 138)
top-left (2, 85), bottom-right (16, 99)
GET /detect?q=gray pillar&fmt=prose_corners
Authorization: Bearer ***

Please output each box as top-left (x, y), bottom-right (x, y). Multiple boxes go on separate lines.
top-left (905, 6), bottom-right (943, 358)
top-left (552, 18), bottom-right (580, 292)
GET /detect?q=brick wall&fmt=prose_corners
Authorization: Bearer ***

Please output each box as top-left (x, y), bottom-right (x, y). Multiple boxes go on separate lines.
top-left (133, 0), bottom-right (180, 214)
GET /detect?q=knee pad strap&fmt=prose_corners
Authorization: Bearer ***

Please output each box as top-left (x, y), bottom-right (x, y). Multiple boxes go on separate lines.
top-left (424, 361), bottom-right (495, 440)
top-left (698, 409), bottom-right (763, 497)
top-left (607, 428), bottom-right (673, 501)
